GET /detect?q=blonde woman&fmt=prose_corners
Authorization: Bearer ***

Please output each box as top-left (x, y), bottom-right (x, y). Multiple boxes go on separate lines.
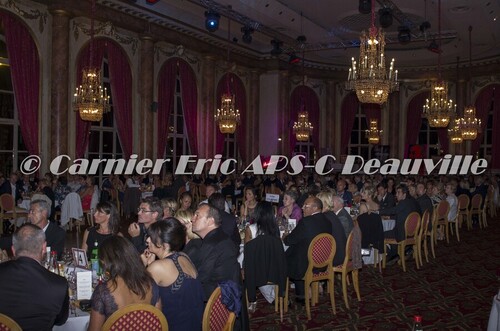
top-left (316, 190), bottom-right (346, 266)
top-left (360, 185), bottom-right (380, 212)
top-left (161, 198), bottom-right (178, 219)
top-left (175, 209), bottom-right (198, 243)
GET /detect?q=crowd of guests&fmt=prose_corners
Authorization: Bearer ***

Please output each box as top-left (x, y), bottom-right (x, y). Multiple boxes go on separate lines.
top-left (0, 169), bottom-right (498, 330)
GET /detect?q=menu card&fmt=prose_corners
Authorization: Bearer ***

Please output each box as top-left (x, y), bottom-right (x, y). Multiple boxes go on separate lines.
top-left (76, 270), bottom-right (92, 300)
top-left (288, 218), bottom-right (296, 230)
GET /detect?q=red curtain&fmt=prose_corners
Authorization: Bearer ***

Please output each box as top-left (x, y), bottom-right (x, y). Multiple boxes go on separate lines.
top-left (178, 61), bottom-right (198, 155)
top-left (405, 92), bottom-right (429, 147)
top-left (490, 86), bottom-right (500, 169)
top-left (215, 73), bottom-right (247, 163)
top-left (0, 12), bottom-right (40, 155)
top-left (289, 86), bottom-right (320, 153)
top-left (107, 42), bottom-right (133, 158)
top-left (75, 39), bottom-right (106, 158)
top-left (471, 85), bottom-right (498, 157)
top-left (156, 59), bottom-right (177, 158)
top-left (340, 93), bottom-right (359, 154)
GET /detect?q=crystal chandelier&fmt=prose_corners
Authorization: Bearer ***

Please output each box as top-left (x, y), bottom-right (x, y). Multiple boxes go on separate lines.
top-left (346, 0), bottom-right (398, 105)
top-left (215, 92), bottom-right (240, 134)
top-left (422, 0), bottom-right (456, 128)
top-left (73, 0), bottom-right (109, 122)
top-left (365, 119), bottom-right (382, 144)
top-left (293, 105), bottom-right (313, 142)
top-left (458, 26), bottom-right (481, 140)
top-left (448, 119), bottom-right (463, 144)
top-left (459, 105), bottom-right (481, 140)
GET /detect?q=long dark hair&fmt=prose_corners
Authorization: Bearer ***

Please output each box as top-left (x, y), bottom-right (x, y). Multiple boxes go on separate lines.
top-left (99, 237), bottom-right (152, 299)
top-left (147, 218), bottom-right (187, 252)
top-left (254, 201), bottom-right (279, 238)
top-left (95, 201), bottom-right (120, 235)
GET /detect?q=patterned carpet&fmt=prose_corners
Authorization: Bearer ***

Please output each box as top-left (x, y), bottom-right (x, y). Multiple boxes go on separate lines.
top-left (248, 216), bottom-right (500, 330)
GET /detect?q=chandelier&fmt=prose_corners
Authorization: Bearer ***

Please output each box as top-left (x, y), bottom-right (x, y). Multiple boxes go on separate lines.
top-left (448, 119), bottom-right (463, 144)
top-left (215, 92), bottom-right (240, 134)
top-left (459, 105), bottom-right (481, 140)
top-left (458, 26), bottom-right (481, 140)
top-left (365, 119), bottom-right (382, 144)
top-left (293, 105), bottom-right (313, 142)
top-left (73, 0), bottom-right (109, 122)
top-left (346, 0), bottom-right (398, 105)
top-left (422, 0), bottom-right (456, 128)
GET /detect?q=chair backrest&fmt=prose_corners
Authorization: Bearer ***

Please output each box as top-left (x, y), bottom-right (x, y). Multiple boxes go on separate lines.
top-left (470, 194), bottom-right (482, 210)
top-left (102, 304), bottom-right (168, 331)
top-left (435, 199), bottom-right (450, 221)
top-left (404, 212), bottom-right (421, 238)
top-left (202, 287), bottom-right (236, 331)
top-left (0, 194), bottom-right (14, 212)
top-left (341, 226), bottom-right (362, 269)
top-left (307, 233), bottom-right (336, 271)
top-left (457, 194), bottom-right (470, 211)
top-left (419, 209), bottom-right (430, 237)
top-left (0, 313), bottom-right (23, 331)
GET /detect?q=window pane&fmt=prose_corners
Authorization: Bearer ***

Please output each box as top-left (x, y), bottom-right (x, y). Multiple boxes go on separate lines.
top-left (88, 131), bottom-right (100, 153)
top-left (0, 152), bottom-right (13, 175)
top-left (0, 92), bottom-right (14, 118)
top-left (486, 130), bottom-right (492, 144)
top-left (0, 124), bottom-right (13, 149)
top-left (18, 127), bottom-right (26, 151)
top-left (351, 132), bottom-right (359, 144)
top-left (429, 132), bottom-right (438, 144)
top-left (176, 137), bottom-right (184, 153)
top-left (115, 135), bottom-right (123, 154)
top-left (352, 118), bottom-right (359, 130)
top-left (102, 132), bottom-right (113, 153)
top-left (0, 40), bottom-right (8, 58)
top-left (360, 118), bottom-right (368, 130)
top-left (0, 66), bottom-right (12, 91)
top-left (176, 115), bottom-right (184, 134)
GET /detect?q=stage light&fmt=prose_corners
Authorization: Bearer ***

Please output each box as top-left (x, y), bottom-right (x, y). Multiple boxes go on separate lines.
top-left (205, 10), bottom-right (220, 32)
top-left (398, 26), bottom-right (411, 44)
top-left (359, 0), bottom-right (371, 14)
top-left (379, 8), bottom-right (393, 28)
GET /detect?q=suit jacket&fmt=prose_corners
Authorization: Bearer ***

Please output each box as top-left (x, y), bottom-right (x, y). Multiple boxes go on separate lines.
top-left (0, 181), bottom-right (22, 202)
top-left (377, 193), bottom-right (396, 210)
top-left (283, 212), bottom-right (332, 280)
top-left (243, 234), bottom-right (287, 301)
top-left (45, 222), bottom-right (66, 260)
top-left (417, 194), bottom-right (433, 217)
top-left (323, 211), bottom-right (347, 266)
top-left (188, 227), bottom-right (240, 300)
top-left (130, 223), bottom-right (148, 253)
top-left (357, 212), bottom-right (384, 251)
top-left (220, 211), bottom-right (241, 248)
top-left (336, 207), bottom-right (354, 238)
top-left (0, 256), bottom-right (69, 331)
top-left (380, 197), bottom-right (421, 242)
top-left (338, 191), bottom-right (353, 206)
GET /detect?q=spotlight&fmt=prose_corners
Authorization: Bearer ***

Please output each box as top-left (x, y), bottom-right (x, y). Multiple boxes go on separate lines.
top-left (205, 10), bottom-right (220, 32)
top-left (379, 8), bottom-right (393, 28)
top-left (241, 26), bottom-right (254, 44)
top-left (398, 26), bottom-right (411, 44)
top-left (359, 0), bottom-right (371, 14)
top-left (270, 39), bottom-right (283, 56)
top-left (288, 53), bottom-right (301, 64)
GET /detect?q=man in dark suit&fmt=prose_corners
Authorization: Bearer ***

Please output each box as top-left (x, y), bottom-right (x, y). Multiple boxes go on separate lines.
top-left (322, 206), bottom-right (347, 266)
top-left (128, 196), bottom-right (163, 253)
top-left (28, 199), bottom-right (66, 260)
top-left (376, 182), bottom-right (395, 209)
top-left (283, 197), bottom-right (331, 303)
top-left (0, 224), bottom-right (69, 331)
top-left (0, 173), bottom-right (22, 202)
top-left (379, 185), bottom-right (421, 261)
top-left (416, 182), bottom-right (433, 218)
top-left (336, 179), bottom-right (353, 206)
top-left (208, 192), bottom-right (241, 248)
top-left (332, 195), bottom-right (354, 238)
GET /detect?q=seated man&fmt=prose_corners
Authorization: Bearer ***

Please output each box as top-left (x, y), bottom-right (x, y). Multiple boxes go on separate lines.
top-left (283, 197), bottom-right (331, 303)
top-left (332, 195), bottom-right (354, 238)
top-left (0, 224), bottom-right (69, 331)
top-left (128, 196), bottom-right (163, 253)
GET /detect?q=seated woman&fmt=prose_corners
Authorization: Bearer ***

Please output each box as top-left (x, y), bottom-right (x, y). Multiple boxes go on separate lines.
top-left (88, 237), bottom-right (160, 331)
top-left (78, 176), bottom-right (95, 210)
top-left (240, 186), bottom-right (259, 223)
top-left (276, 189), bottom-right (303, 223)
top-left (161, 198), bottom-right (178, 219)
top-left (360, 185), bottom-right (380, 213)
top-left (81, 201), bottom-right (122, 258)
top-left (141, 218), bottom-right (204, 331)
top-left (178, 191), bottom-right (194, 213)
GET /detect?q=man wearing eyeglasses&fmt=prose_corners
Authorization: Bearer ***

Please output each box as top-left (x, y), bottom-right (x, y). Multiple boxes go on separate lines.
top-left (283, 196), bottom-right (331, 304)
top-left (128, 196), bottom-right (163, 253)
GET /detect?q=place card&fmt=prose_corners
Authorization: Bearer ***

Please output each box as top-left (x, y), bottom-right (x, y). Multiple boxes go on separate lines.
top-left (76, 270), bottom-right (93, 300)
top-left (265, 193), bottom-right (280, 203)
top-left (288, 218), bottom-right (296, 230)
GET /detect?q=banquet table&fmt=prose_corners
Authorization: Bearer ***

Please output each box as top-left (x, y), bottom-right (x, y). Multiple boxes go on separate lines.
top-left (53, 309), bottom-right (89, 331)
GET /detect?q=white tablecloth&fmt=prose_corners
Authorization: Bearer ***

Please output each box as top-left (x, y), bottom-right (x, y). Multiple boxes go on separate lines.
top-left (382, 219), bottom-right (396, 232)
top-left (53, 309), bottom-right (89, 331)
top-left (487, 291), bottom-right (500, 331)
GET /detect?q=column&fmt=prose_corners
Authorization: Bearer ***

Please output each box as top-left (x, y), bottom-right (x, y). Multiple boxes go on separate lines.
top-left (324, 80), bottom-right (336, 156)
top-left (199, 55), bottom-right (216, 159)
top-left (50, 9), bottom-right (70, 162)
top-left (278, 71), bottom-right (290, 156)
top-left (138, 34), bottom-right (154, 159)
top-left (247, 70), bottom-right (260, 162)
top-left (388, 90), bottom-right (400, 158)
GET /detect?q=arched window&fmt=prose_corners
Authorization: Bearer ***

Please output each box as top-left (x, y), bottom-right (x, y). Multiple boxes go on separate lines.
top-left (348, 105), bottom-right (369, 159)
top-left (0, 36), bottom-right (27, 174)
top-left (86, 58), bottom-right (123, 183)
top-left (164, 74), bottom-right (191, 172)
top-left (477, 94), bottom-right (494, 159)
top-left (417, 118), bottom-right (440, 157)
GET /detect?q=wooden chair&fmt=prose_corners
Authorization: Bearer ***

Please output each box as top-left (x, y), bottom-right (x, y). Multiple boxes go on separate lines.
top-left (487, 185), bottom-right (497, 218)
top-left (0, 194), bottom-right (29, 234)
top-left (0, 313), bottom-right (22, 331)
top-left (202, 287), bottom-right (236, 331)
top-left (101, 303), bottom-right (168, 331)
top-left (417, 209), bottom-right (431, 265)
top-left (457, 194), bottom-right (470, 230)
top-left (482, 195), bottom-right (490, 228)
top-left (425, 206), bottom-right (438, 259)
top-left (469, 194), bottom-right (483, 229)
top-left (333, 229), bottom-right (362, 309)
top-left (435, 199), bottom-right (451, 244)
top-left (383, 212), bottom-right (421, 272)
